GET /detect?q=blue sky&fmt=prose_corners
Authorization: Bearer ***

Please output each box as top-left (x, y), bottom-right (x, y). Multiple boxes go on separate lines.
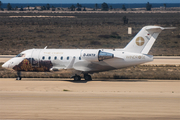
top-left (1, 0), bottom-right (180, 3)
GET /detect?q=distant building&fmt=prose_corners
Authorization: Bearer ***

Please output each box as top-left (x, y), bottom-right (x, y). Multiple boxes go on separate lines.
top-left (35, 6), bottom-right (42, 10)
top-left (24, 7), bottom-right (35, 11)
top-left (160, 6), bottom-right (165, 10)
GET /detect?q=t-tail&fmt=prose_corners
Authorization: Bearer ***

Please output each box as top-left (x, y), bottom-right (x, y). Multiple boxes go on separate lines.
top-left (124, 26), bottom-right (176, 54)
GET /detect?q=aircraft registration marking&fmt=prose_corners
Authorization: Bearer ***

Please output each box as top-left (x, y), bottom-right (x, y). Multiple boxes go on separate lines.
top-left (83, 53), bottom-right (96, 57)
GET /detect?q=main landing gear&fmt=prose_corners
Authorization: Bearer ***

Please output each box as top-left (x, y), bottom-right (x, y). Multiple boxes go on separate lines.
top-left (73, 74), bottom-right (92, 81)
top-left (74, 75), bottom-right (81, 81)
top-left (84, 74), bottom-right (92, 81)
top-left (16, 71), bottom-right (22, 80)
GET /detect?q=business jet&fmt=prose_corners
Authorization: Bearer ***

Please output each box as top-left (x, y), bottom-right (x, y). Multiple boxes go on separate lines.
top-left (2, 26), bottom-right (174, 81)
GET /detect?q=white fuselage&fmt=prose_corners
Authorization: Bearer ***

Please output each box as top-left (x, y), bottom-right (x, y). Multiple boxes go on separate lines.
top-left (2, 48), bottom-right (153, 74)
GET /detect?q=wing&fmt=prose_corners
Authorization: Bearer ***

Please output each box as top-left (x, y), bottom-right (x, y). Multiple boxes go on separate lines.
top-left (73, 57), bottom-right (124, 73)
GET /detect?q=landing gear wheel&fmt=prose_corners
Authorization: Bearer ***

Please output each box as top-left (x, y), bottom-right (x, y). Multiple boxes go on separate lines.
top-left (84, 75), bottom-right (92, 81)
top-left (16, 77), bottom-right (22, 80)
top-left (74, 76), bottom-right (81, 81)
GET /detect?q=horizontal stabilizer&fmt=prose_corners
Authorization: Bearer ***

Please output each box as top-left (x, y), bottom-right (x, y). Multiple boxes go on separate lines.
top-left (163, 27), bottom-right (176, 30)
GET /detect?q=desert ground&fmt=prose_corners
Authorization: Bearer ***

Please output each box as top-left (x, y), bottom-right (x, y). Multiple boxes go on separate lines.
top-left (0, 78), bottom-right (179, 120)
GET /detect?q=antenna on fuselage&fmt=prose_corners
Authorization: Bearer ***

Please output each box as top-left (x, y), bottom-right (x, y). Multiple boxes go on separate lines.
top-left (44, 46), bottom-right (48, 49)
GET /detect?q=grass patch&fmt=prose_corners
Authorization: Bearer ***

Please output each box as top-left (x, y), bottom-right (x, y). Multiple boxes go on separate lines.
top-left (63, 89), bottom-right (70, 92)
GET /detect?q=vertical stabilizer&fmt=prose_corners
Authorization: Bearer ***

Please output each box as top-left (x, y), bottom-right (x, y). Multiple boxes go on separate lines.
top-left (124, 26), bottom-right (165, 54)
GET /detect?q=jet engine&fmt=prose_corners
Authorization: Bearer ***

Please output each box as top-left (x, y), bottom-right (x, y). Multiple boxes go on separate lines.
top-left (81, 50), bottom-right (114, 62)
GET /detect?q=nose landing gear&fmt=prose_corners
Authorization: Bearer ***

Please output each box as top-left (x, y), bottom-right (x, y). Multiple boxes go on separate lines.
top-left (16, 71), bottom-right (22, 80)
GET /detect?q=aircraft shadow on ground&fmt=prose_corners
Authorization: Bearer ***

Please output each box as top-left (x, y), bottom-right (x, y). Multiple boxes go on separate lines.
top-left (21, 78), bottom-right (148, 83)
top-left (64, 79), bottom-right (148, 83)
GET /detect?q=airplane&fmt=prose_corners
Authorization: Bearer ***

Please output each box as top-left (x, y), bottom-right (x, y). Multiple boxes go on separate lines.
top-left (2, 26), bottom-right (174, 81)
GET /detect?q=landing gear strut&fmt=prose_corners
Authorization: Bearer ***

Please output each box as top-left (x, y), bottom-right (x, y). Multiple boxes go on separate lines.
top-left (16, 71), bottom-right (22, 80)
top-left (84, 74), bottom-right (92, 81)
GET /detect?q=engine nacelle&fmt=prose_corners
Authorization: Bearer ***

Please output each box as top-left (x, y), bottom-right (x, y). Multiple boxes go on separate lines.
top-left (81, 50), bottom-right (114, 62)
top-left (98, 51), bottom-right (114, 61)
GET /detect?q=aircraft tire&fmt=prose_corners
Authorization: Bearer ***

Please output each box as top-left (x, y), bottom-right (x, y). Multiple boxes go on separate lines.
top-left (84, 75), bottom-right (92, 81)
top-left (16, 77), bottom-right (22, 80)
top-left (74, 76), bottom-right (81, 81)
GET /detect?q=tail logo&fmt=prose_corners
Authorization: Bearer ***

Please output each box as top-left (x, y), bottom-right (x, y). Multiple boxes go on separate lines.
top-left (136, 37), bottom-right (145, 46)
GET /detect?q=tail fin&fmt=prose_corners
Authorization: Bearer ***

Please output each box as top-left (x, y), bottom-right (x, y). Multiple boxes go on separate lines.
top-left (124, 26), bottom-right (175, 54)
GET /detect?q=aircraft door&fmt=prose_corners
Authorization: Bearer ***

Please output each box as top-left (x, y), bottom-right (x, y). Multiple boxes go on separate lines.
top-left (31, 49), bottom-right (41, 67)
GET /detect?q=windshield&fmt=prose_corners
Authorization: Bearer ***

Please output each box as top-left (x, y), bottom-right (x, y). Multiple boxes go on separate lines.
top-left (16, 53), bottom-right (25, 57)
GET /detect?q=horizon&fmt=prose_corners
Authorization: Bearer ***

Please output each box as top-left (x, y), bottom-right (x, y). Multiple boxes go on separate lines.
top-left (1, 2), bottom-right (180, 9)
top-left (1, 0), bottom-right (180, 4)
top-left (3, 2), bottom-right (180, 4)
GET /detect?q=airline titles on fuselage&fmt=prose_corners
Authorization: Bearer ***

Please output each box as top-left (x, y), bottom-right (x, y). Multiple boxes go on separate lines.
top-left (44, 52), bottom-right (63, 55)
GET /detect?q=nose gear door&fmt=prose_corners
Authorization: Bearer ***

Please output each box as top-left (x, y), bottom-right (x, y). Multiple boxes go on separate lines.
top-left (30, 49), bottom-right (41, 67)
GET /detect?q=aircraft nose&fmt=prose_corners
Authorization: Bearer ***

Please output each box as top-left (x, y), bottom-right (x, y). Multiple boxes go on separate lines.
top-left (2, 58), bottom-right (24, 69)
top-left (2, 62), bottom-right (8, 68)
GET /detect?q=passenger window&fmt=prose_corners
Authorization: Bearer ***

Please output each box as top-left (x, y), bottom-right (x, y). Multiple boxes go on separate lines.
top-left (48, 56), bottom-right (51, 60)
top-left (54, 56), bottom-right (57, 60)
top-left (42, 56), bottom-right (45, 60)
top-left (79, 57), bottom-right (81, 60)
top-left (67, 57), bottom-right (69, 60)
top-left (61, 56), bottom-right (63, 60)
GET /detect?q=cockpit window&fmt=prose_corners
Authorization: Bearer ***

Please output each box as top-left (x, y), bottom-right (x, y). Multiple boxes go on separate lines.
top-left (16, 53), bottom-right (25, 57)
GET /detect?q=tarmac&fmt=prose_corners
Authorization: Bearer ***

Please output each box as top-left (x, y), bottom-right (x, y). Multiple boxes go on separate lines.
top-left (0, 78), bottom-right (179, 120)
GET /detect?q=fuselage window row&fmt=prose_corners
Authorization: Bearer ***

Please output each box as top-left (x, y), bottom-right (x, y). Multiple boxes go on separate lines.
top-left (42, 56), bottom-right (82, 60)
